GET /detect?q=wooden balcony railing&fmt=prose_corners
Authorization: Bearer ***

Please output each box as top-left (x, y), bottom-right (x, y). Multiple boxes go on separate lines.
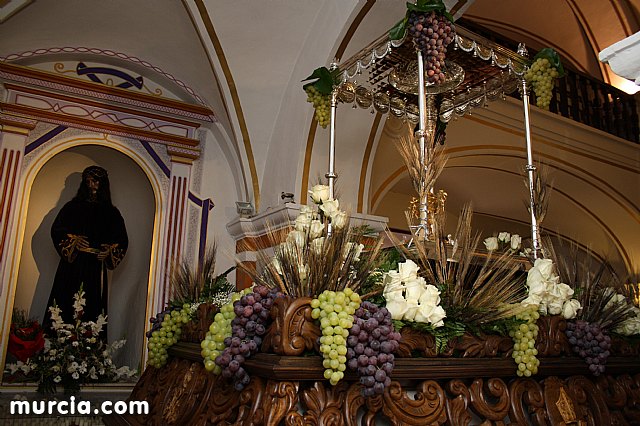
top-left (458, 19), bottom-right (639, 143)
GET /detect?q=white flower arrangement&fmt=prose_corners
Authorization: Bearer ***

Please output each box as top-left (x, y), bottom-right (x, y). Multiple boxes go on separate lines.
top-left (4, 288), bottom-right (135, 393)
top-left (382, 259), bottom-right (446, 327)
top-left (483, 231), bottom-right (522, 253)
top-left (606, 293), bottom-right (640, 336)
top-left (522, 258), bottom-right (582, 319)
top-left (271, 186), bottom-right (363, 286)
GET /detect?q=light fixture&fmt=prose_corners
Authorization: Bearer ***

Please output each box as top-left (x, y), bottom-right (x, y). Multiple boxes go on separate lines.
top-left (235, 201), bottom-right (255, 217)
top-left (281, 192), bottom-right (294, 203)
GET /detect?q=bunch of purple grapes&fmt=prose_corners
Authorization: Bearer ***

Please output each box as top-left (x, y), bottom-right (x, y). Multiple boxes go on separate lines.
top-left (214, 285), bottom-right (282, 390)
top-left (407, 10), bottom-right (455, 84)
top-left (346, 301), bottom-right (401, 396)
top-left (146, 306), bottom-right (177, 338)
top-left (566, 319), bottom-right (611, 376)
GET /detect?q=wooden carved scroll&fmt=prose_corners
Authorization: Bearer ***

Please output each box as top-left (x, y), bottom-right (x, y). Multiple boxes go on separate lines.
top-left (262, 296), bottom-right (321, 355)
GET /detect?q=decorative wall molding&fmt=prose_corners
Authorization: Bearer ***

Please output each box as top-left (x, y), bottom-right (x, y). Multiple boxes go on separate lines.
top-left (0, 62), bottom-right (215, 122)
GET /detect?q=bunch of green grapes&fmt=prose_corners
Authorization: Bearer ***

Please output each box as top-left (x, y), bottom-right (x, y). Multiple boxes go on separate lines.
top-left (509, 304), bottom-right (541, 377)
top-left (201, 288), bottom-right (252, 374)
top-left (305, 85), bottom-right (331, 128)
top-left (147, 304), bottom-right (192, 368)
top-left (524, 57), bottom-right (558, 110)
top-left (311, 288), bottom-right (362, 385)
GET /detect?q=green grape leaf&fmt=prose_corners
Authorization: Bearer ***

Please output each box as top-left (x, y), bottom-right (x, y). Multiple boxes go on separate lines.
top-left (406, 0), bottom-right (454, 22)
top-left (534, 47), bottom-right (565, 78)
top-left (301, 66), bottom-right (340, 95)
top-left (389, 17), bottom-right (408, 41)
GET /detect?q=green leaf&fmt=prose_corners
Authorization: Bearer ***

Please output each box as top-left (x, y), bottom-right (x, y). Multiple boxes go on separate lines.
top-left (389, 18), bottom-right (407, 41)
top-left (301, 66), bottom-right (338, 95)
top-left (534, 47), bottom-right (565, 78)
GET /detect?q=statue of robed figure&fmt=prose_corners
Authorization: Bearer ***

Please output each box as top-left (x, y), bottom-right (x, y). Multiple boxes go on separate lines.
top-left (44, 166), bottom-right (128, 332)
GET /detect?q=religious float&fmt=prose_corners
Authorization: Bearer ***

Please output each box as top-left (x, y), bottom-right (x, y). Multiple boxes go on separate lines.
top-left (105, 2), bottom-right (640, 425)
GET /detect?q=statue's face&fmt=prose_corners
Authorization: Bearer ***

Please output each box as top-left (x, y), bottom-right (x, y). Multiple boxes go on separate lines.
top-left (86, 175), bottom-right (99, 195)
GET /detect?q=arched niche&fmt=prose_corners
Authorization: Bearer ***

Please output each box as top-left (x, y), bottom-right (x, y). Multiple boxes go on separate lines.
top-left (13, 143), bottom-right (155, 369)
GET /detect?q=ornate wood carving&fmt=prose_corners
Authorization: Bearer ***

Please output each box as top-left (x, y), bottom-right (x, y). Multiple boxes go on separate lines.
top-left (397, 327), bottom-right (450, 357)
top-left (445, 379), bottom-right (473, 426)
top-left (104, 308), bottom-right (640, 426)
top-left (469, 378), bottom-right (510, 422)
top-left (287, 381), bottom-right (349, 426)
top-left (508, 377), bottom-right (547, 425)
top-left (611, 336), bottom-right (640, 357)
top-left (263, 296), bottom-right (321, 356)
top-left (384, 380), bottom-right (447, 425)
top-left (454, 332), bottom-right (513, 358)
top-left (536, 315), bottom-right (572, 357)
top-left (181, 303), bottom-right (218, 343)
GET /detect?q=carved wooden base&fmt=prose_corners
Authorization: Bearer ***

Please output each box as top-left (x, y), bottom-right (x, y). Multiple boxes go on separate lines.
top-left (105, 345), bottom-right (640, 426)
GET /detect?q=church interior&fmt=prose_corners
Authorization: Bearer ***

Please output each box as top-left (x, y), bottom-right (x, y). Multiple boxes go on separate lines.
top-left (0, 0), bottom-right (639, 424)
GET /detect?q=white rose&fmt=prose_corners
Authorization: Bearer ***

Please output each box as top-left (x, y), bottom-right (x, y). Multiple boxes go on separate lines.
top-left (605, 292), bottom-right (626, 309)
top-left (295, 214), bottom-right (312, 232)
top-left (332, 211), bottom-right (348, 229)
top-left (299, 205), bottom-right (314, 218)
top-left (320, 199), bottom-right (339, 218)
top-left (413, 303), bottom-right (436, 323)
top-left (532, 258), bottom-right (554, 279)
top-left (527, 279), bottom-right (547, 298)
top-left (498, 232), bottom-right (511, 243)
top-left (286, 229), bottom-right (306, 248)
top-left (616, 317), bottom-right (640, 336)
top-left (309, 184), bottom-right (330, 204)
top-left (398, 259), bottom-right (420, 282)
top-left (418, 284), bottom-right (441, 307)
top-left (538, 303), bottom-right (549, 316)
top-left (550, 283), bottom-right (574, 302)
top-left (383, 272), bottom-right (404, 301)
top-left (405, 277), bottom-right (426, 301)
top-left (484, 237), bottom-right (499, 251)
top-left (310, 237), bottom-right (324, 255)
top-left (521, 298), bottom-right (541, 309)
top-left (510, 234), bottom-right (522, 250)
top-left (403, 299), bottom-right (420, 321)
top-left (428, 305), bottom-right (447, 327)
top-left (546, 300), bottom-right (564, 316)
top-left (309, 220), bottom-right (324, 239)
top-left (561, 299), bottom-right (581, 319)
top-left (386, 299), bottom-right (409, 320)
top-left (352, 243), bottom-right (364, 262)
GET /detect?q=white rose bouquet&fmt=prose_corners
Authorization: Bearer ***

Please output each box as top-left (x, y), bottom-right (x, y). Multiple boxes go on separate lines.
top-left (522, 258), bottom-right (581, 319)
top-left (4, 288), bottom-right (135, 394)
top-left (382, 259), bottom-right (446, 327)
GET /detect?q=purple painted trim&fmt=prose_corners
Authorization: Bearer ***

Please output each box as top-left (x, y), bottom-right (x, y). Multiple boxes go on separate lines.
top-left (138, 138), bottom-right (214, 267)
top-left (1, 47), bottom-right (211, 110)
top-left (198, 198), bottom-right (215, 270)
top-left (25, 125), bottom-right (67, 154)
top-left (140, 140), bottom-right (170, 177)
top-left (188, 192), bottom-right (202, 206)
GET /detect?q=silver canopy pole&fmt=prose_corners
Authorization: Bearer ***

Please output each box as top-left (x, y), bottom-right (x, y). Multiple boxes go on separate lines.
top-left (326, 89), bottom-right (338, 200)
top-left (416, 50), bottom-right (429, 240)
top-left (520, 72), bottom-right (541, 259)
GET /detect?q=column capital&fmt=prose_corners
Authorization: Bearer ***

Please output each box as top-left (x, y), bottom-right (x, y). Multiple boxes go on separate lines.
top-left (0, 113), bottom-right (37, 136)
